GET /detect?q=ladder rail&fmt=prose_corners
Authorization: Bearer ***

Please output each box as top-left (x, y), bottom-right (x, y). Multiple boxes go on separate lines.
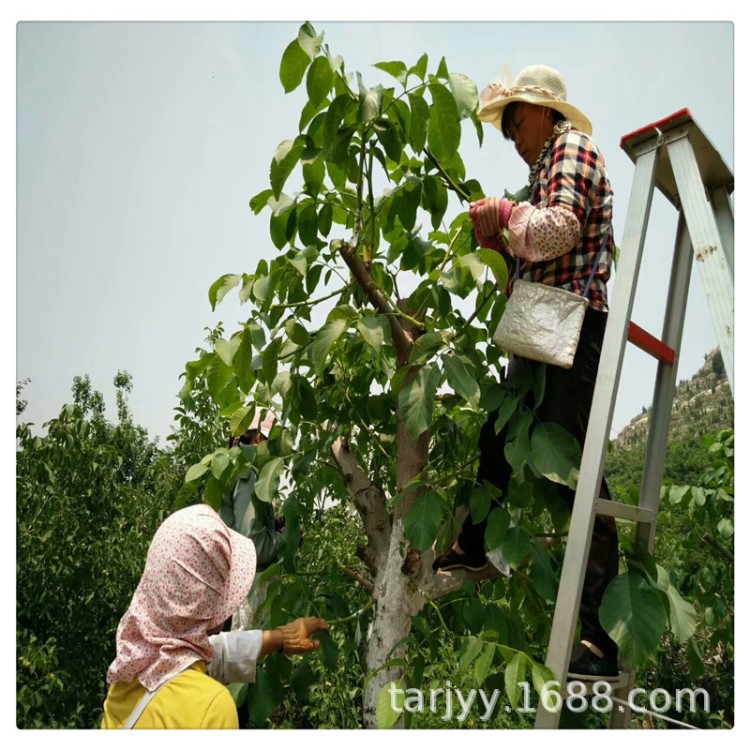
top-left (708, 184), bottom-right (734, 280)
top-left (636, 211), bottom-right (694, 551)
top-left (534, 145), bottom-right (659, 729)
top-left (666, 137), bottom-right (734, 394)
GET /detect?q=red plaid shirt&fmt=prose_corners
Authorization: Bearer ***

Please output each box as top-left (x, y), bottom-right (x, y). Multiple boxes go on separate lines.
top-left (507, 130), bottom-right (613, 312)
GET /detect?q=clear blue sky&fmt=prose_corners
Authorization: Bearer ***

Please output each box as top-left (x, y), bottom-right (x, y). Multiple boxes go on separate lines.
top-left (14, 17), bottom-right (735, 444)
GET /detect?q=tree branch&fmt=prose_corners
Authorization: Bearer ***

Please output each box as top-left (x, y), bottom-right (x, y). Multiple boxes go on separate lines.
top-left (417, 551), bottom-right (510, 601)
top-left (341, 566), bottom-right (375, 593)
top-left (331, 436), bottom-right (392, 574)
top-left (337, 241), bottom-right (413, 361)
top-left (702, 532), bottom-right (733, 564)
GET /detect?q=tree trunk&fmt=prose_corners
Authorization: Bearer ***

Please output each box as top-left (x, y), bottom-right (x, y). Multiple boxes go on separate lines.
top-left (362, 521), bottom-right (425, 728)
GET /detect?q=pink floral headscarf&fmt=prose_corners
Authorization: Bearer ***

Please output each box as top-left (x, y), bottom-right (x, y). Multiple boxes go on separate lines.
top-left (107, 504), bottom-right (257, 690)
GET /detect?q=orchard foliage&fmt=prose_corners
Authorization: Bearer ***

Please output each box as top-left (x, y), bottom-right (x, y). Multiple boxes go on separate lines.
top-left (16, 374), bottom-right (179, 728)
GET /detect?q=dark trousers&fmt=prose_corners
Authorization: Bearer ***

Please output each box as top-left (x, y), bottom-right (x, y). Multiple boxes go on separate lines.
top-left (458, 306), bottom-right (619, 657)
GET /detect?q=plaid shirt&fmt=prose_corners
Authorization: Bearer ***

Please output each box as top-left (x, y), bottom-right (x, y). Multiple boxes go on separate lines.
top-left (508, 129), bottom-right (613, 312)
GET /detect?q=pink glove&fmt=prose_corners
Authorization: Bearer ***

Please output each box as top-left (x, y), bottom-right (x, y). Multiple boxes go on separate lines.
top-left (469, 198), bottom-right (514, 251)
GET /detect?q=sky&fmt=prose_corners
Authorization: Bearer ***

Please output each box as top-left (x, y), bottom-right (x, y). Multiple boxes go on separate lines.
top-left (14, 17), bottom-right (736, 446)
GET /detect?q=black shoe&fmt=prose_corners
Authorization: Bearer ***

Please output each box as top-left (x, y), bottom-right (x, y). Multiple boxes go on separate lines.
top-left (567, 644), bottom-right (619, 681)
top-left (432, 547), bottom-right (489, 572)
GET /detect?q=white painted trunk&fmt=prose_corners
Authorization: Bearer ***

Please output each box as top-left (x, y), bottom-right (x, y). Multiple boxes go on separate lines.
top-left (362, 521), bottom-right (424, 729)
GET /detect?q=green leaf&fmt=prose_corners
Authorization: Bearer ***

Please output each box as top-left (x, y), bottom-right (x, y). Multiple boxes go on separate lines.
top-left (457, 252), bottom-right (485, 283)
top-left (690, 486), bottom-right (706, 507)
top-left (397, 179), bottom-right (421, 230)
top-left (485, 507), bottom-right (510, 551)
top-left (357, 316), bottom-right (388, 354)
top-left (469, 485), bottom-right (493, 525)
top-left (306, 56), bottom-right (333, 105)
top-left (229, 404), bottom-right (257, 437)
top-left (279, 38), bottom-right (313, 94)
top-left (529, 540), bottom-right (558, 602)
top-left (476, 249), bottom-right (508, 288)
top-left (504, 652), bottom-right (526, 709)
top-left (206, 356), bottom-right (234, 402)
top-left (599, 571), bottom-right (669, 667)
top-left (376, 681), bottom-right (404, 729)
top-left (297, 203), bottom-right (319, 246)
top-left (214, 337), bottom-right (240, 367)
top-left (427, 83), bottom-right (460, 160)
top-left (423, 175), bottom-right (448, 230)
top-left (246, 667), bottom-right (276, 727)
top-left (398, 364), bottom-right (442, 440)
top-left (212, 452), bottom-right (230, 480)
top-left (311, 319), bottom-right (348, 374)
top-left (374, 60), bottom-right (407, 84)
top-left (297, 22), bottom-right (323, 58)
top-left (531, 662), bottom-right (557, 699)
top-left (208, 274), bottom-right (242, 311)
top-left (458, 635), bottom-right (483, 670)
top-left (403, 491), bottom-right (443, 551)
top-left (373, 121), bottom-right (399, 163)
top-left (249, 188), bottom-right (273, 215)
top-left (407, 93), bottom-right (429, 152)
top-left (529, 421), bottom-right (582, 489)
top-left (474, 643), bottom-right (496, 686)
top-left (686, 638), bottom-right (706, 680)
top-left (409, 53), bottom-right (428, 81)
top-left (285, 319), bottom-right (310, 346)
top-left (499, 526), bottom-right (531, 569)
top-left (504, 410), bottom-right (534, 474)
top-left (493, 392), bottom-right (519, 435)
top-left (270, 137), bottom-right (305, 200)
top-left (409, 331), bottom-right (445, 364)
top-left (717, 517), bottom-right (733, 538)
top-left (185, 462), bottom-right (209, 483)
top-left (255, 457), bottom-right (284, 504)
top-left (226, 682), bottom-right (248, 708)
top-left (655, 565), bottom-right (697, 643)
top-left (449, 73), bottom-right (479, 119)
top-left (362, 85), bottom-right (383, 124)
top-left (443, 354), bottom-right (480, 407)
top-left (668, 484), bottom-right (691, 505)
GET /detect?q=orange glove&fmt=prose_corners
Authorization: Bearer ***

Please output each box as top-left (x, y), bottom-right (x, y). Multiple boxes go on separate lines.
top-left (278, 617), bottom-right (330, 654)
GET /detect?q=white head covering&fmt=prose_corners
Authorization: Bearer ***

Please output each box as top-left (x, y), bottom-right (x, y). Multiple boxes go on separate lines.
top-left (106, 504), bottom-right (256, 690)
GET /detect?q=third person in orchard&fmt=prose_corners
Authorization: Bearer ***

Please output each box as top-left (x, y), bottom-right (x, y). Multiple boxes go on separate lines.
top-left (433, 64), bottom-right (620, 680)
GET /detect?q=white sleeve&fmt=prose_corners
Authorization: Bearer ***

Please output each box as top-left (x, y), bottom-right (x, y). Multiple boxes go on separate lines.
top-left (208, 630), bottom-right (263, 685)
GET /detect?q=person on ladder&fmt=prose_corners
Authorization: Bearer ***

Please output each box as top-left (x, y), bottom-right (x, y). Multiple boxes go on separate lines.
top-left (432, 64), bottom-right (620, 680)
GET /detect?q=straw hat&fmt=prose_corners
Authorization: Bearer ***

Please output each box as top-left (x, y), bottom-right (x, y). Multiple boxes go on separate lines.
top-left (478, 64), bottom-right (592, 136)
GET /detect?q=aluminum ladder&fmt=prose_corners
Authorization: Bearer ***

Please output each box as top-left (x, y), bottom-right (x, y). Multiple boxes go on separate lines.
top-left (534, 109), bottom-right (734, 729)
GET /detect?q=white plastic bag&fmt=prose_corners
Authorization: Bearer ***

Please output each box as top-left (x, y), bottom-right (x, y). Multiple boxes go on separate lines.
top-left (492, 279), bottom-right (588, 369)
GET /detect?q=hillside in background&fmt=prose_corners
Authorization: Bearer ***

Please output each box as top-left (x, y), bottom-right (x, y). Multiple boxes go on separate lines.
top-left (605, 348), bottom-right (733, 502)
top-left (614, 348), bottom-right (733, 449)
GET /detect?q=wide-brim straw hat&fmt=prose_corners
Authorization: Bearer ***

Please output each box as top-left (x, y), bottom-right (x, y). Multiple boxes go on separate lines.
top-left (478, 64), bottom-right (592, 136)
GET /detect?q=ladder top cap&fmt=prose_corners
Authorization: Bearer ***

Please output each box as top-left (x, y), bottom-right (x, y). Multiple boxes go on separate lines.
top-left (620, 108), bottom-right (694, 149)
top-left (620, 108), bottom-right (733, 203)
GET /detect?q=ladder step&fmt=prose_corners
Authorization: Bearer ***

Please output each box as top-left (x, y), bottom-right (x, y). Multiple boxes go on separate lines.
top-left (596, 498), bottom-right (656, 524)
top-left (627, 322), bottom-right (675, 364)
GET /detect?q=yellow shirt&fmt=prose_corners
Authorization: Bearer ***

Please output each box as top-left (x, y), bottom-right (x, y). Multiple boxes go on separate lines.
top-left (101, 661), bottom-right (239, 729)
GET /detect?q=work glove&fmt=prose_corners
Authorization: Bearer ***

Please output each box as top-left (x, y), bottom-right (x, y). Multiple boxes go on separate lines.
top-left (469, 197), bottom-right (514, 251)
top-left (278, 616), bottom-right (330, 654)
